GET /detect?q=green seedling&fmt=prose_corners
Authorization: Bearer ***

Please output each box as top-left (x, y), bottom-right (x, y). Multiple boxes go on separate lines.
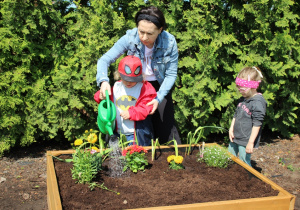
top-left (185, 126), bottom-right (226, 156)
top-left (166, 139), bottom-right (185, 170)
top-left (51, 155), bottom-right (73, 163)
top-left (278, 157), bottom-right (285, 166)
top-left (287, 164), bottom-right (295, 171)
top-left (98, 132), bottom-right (105, 153)
top-left (151, 138), bottom-right (160, 161)
top-left (89, 182), bottom-right (120, 194)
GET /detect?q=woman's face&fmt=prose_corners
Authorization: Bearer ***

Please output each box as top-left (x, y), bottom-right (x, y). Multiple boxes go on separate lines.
top-left (138, 20), bottom-right (162, 48)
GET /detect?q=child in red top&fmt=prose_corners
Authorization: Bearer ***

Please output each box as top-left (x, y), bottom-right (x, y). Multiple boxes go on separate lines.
top-left (94, 55), bottom-right (157, 146)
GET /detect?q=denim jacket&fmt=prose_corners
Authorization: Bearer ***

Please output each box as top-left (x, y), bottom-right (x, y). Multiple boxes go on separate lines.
top-left (96, 28), bottom-right (178, 103)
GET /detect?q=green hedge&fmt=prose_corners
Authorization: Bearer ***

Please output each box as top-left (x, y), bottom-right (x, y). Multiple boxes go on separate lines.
top-left (172, 0), bottom-right (300, 138)
top-left (0, 0), bottom-right (299, 155)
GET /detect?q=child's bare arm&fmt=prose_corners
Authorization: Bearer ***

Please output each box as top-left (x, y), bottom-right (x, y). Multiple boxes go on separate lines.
top-left (246, 126), bottom-right (261, 153)
top-left (229, 118), bottom-right (236, 142)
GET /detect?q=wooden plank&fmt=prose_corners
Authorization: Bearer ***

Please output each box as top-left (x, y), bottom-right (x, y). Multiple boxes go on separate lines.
top-left (229, 154), bottom-right (295, 210)
top-left (47, 151), bottom-right (62, 210)
top-left (132, 196), bottom-right (291, 210)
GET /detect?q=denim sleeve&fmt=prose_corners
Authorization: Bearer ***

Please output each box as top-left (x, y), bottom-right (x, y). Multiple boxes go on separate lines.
top-left (96, 35), bottom-right (129, 87)
top-left (156, 39), bottom-right (178, 103)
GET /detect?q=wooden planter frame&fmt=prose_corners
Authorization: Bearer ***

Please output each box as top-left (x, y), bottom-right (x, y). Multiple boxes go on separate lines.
top-left (47, 144), bottom-right (295, 210)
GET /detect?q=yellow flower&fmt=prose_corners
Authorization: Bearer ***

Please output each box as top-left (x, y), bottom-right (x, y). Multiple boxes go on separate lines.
top-left (87, 133), bottom-right (97, 144)
top-left (90, 129), bottom-right (93, 131)
top-left (167, 155), bottom-right (175, 163)
top-left (174, 155), bottom-right (184, 164)
top-left (74, 139), bottom-right (83, 146)
top-left (85, 130), bottom-right (88, 133)
top-left (91, 146), bottom-right (98, 151)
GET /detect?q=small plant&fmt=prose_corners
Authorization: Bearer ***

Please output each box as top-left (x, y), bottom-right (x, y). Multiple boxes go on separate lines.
top-left (89, 182), bottom-right (120, 195)
top-left (278, 157), bottom-right (286, 166)
top-left (151, 138), bottom-right (160, 161)
top-left (122, 145), bottom-right (148, 173)
top-left (70, 129), bottom-right (119, 193)
top-left (287, 164), bottom-right (295, 171)
top-left (186, 126), bottom-right (226, 156)
top-left (98, 132), bottom-right (105, 153)
top-left (167, 140), bottom-right (185, 170)
top-left (71, 147), bottom-right (103, 184)
top-left (118, 132), bottom-right (135, 149)
top-left (197, 145), bottom-right (232, 168)
top-left (71, 129), bottom-right (104, 184)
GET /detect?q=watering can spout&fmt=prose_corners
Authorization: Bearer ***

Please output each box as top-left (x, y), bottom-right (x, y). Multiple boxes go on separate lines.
top-left (97, 90), bottom-right (116, 136)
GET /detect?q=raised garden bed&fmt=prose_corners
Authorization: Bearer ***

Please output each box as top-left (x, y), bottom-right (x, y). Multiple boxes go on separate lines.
top-left (47, 144), bottom-right (295, 210)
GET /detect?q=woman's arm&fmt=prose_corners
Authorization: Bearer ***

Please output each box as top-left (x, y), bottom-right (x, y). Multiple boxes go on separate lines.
top-left (146, 34), bottom-right (178, 113)
top-left (96, 34), bottom-right (130, 87)
top-left (156, 38), bottom-right (178, 103)
top-left (96, 34), bottom-right (131, 97)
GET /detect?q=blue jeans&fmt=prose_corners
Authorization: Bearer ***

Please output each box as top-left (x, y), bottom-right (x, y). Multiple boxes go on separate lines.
top-left (228, 142), bottom-right (252, 166)
top-left (135, 118), bottom-right (153, 146)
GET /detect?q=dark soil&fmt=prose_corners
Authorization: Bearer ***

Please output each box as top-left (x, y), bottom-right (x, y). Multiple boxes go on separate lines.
top-left (0, 134), bottom-right (299, 210)
top-left (54, 149), bottom-right (278, 209)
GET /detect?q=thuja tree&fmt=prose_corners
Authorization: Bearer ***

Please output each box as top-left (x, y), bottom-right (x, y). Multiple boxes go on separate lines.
top-left (47, 1), bottom-right (127, 140)
top-left (226, 0), bottom-right (300, 138)
top-left (0, 0), bottom-right (144, 155)
top-left (0, 0), bottom-right (67, 155)
top-left (172, 0), bottom-right (300, 139)
top-left (0, 0), bottom-right (299, 155)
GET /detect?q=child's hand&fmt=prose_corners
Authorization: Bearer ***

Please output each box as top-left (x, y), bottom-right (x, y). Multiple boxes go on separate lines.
top-left (246, 142), bottom-right (254, 153)
top-left (229, 128), bottom-right (234, 142)
top-left (120, 110), bottom-right (130, 120)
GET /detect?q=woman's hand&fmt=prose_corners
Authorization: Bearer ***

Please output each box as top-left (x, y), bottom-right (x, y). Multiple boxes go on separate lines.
top-left (100, 81), bottom-right (111, 100)
top-left (147, 99), bottom-right (159, 115)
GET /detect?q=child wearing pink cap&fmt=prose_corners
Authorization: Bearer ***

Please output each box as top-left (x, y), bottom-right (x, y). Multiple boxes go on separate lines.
top-left (228, 66), bottom-right (267, 166)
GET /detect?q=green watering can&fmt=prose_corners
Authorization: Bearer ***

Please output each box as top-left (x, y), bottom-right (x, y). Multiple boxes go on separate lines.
top-left (97, 90), bottom-right (116, 136)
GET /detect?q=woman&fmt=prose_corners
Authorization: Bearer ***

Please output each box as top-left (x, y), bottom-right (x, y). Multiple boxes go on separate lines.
top-left (96, 6), bottom-right (181, 144)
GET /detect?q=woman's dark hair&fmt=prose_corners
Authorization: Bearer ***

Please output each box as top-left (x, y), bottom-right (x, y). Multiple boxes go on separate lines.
top-left (135, 6), bottom-right (166, 30)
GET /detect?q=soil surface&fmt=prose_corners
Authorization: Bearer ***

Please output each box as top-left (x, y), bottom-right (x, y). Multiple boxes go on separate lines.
top-left (0, 134), bottom-right (299, 210)
top-left (55, 150), bottom-right (278, 209)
